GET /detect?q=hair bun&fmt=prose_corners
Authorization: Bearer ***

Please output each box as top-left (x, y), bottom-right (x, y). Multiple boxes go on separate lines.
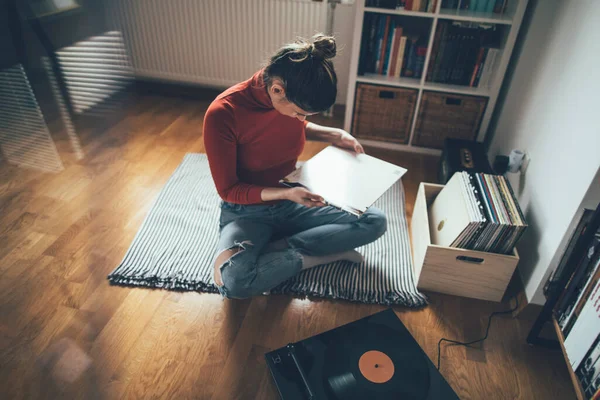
top-left (311, 34), bottom-right (336, 60)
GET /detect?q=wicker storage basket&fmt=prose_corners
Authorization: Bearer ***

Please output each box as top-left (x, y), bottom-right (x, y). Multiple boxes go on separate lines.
top-left (351, 84), bottom-right (417, 144)
top-left (412, 91), bottom-right (488, 149)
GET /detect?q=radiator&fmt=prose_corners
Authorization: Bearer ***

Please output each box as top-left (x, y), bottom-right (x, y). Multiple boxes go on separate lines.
top-left (103, 0), bottom-right (329, 88)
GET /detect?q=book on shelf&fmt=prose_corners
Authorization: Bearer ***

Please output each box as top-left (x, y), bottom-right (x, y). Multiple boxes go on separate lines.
top-left (427, 0), bottom-right (437, 12)
top-left (365, 0), bottom-right (439, 11)
top-left (478, 48), bottom-right (500, 88)
top-left (427, 20), bottom-right (502, 87)
top-left (494, 0), bottom-right (509, 14)
top-left (428, 171), bottom-right (527, 254)
top-left (395, 36), bottom-right (408, 76)
top-left (414, 45), bottom-right (428, 78)
top-left (381, 17), bottom-right (395, 74)
top-left (425, 18), bottom-right (445, 81)
top-left (376, 16), bottom-right (391, 74)
top-left (440, 0), bottom-right (509, 14)
top-left (475, 0), bottom-right (487, 12)
top-left (365, 0), bottom-right (399, 9)
top-left (388, 26), bottom-right (401, 76)
top-left (359, 13), bottom-right (428, 79)
top-left (403, 35), bottom-right (419, 77)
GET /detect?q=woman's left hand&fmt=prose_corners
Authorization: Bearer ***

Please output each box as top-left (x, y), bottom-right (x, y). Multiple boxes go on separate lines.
top-left (334, 130), bottom-right (365, 154)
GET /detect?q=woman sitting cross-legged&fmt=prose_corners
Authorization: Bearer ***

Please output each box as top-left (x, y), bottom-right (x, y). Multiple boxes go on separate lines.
top-left (203, 34), bottom-right (388, 299)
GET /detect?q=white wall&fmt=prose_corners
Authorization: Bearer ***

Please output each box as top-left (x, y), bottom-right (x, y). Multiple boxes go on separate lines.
top-left (487, 0), bottom-right (600, 305)
top-left (332, 2), bottom-right (356, 105)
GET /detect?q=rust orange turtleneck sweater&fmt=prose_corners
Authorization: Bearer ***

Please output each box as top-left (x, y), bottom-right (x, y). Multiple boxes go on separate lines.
top-left (203, 70), bottom-right (307, 204)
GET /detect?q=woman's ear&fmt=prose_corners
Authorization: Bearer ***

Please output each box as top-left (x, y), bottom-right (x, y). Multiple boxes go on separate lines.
top-left (269, 79), bottom-right (286, 100)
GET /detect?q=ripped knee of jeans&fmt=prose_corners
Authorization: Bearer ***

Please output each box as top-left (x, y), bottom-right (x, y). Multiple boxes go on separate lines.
top-left (232, 240), bottom-right (253, 251)
top-left (215, 241), bottom-right (256, 299)
top-left (214, 240), bottom-right (254, 286)
top-left (216, 240), bottom-right (254, 266)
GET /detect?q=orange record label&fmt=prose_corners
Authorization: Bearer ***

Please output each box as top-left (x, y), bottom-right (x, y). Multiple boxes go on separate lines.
top-left (358, 350), bottom-right (395, 383)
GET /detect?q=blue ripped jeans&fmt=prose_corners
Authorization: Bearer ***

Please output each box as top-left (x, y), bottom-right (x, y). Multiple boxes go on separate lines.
top-left (214, 200), bottom-right (387, 299)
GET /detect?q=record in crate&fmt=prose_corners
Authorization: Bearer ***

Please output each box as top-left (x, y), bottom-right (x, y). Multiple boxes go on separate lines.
top-left (265, 309), bottom-right (459, 399)
top-left (428, 171), bottom-right (527, 254)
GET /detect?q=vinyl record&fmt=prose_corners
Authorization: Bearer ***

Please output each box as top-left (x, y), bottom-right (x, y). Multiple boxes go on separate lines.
top-left (358, 350), bottom-right (395, 383)
top-left (322, 321), bottom-right (430, 400)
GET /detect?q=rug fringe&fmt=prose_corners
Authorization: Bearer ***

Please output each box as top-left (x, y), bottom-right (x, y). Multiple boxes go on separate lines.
top-left (109, 274), bottom-right (428, 307)
top-left (270, 281), bottom-right (428, 308)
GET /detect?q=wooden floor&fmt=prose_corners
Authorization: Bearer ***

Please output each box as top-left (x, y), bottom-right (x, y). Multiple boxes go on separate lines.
top-left (0, 92), bottom-right (576, 399)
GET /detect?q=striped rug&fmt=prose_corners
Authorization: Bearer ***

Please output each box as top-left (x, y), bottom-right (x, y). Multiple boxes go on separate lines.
top-left (108, 154), bottom-right (427, 307)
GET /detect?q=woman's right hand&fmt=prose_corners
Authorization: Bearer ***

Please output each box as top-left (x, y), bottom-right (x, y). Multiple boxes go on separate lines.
top-left (285, 187), bottom-right (326, 207)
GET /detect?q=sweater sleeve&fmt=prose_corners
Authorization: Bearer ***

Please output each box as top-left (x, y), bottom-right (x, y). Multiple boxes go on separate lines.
top-left (203, 101), bottom-right (269, 204)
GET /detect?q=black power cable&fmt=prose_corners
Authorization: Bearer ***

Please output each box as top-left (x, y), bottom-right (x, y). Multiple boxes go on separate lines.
top-left (437, 298), bottom-right (520, 370)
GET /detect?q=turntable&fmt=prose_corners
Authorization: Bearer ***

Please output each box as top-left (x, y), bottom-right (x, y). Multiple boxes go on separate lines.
top-left (265, 308), bottom-right (459, 399)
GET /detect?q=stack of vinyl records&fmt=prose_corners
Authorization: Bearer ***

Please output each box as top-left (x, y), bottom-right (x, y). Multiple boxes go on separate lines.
top-left (429, 171), bottom-right (527, 255)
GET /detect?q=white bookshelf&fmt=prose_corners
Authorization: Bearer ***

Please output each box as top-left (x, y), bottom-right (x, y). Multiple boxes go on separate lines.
top-left (344, 0), bottom-right (529, 154)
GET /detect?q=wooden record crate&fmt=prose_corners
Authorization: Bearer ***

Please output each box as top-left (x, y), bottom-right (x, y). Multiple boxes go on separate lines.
top-left (351, 83), bottom-right (417, 144)
top-left (411, 182), bottom-right (519, 302)
top-left (412, 91), bottom-right (488, 149)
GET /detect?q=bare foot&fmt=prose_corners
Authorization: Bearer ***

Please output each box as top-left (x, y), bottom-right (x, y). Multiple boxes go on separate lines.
top-left (338, 250), bottom-right (365, 264)
top-left (301, 250), bottom-right (364, 270)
